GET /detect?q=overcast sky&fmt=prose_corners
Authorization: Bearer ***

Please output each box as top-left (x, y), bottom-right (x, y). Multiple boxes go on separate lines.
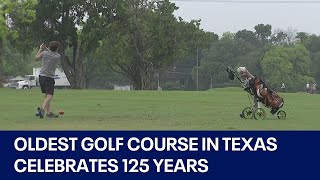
top-left (172, 0), bottom-right (320, 35)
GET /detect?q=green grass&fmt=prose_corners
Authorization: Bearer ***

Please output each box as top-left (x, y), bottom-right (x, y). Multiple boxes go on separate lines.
top-left (0, 88), bottom-right (319, 130)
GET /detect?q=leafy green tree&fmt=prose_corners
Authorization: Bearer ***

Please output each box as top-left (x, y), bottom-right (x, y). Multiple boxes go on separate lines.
top-left (235, 29), bottom-right (257, 45)
top-left (1, 40), bottom-right (36, 76)
top-left (0, 0), bottom-right (36, 86)
top-left (197, 33), bottom-right (237, 88)
top-left (0, 0), bottom-right (6, 38)
top-left (199, 25), bottom-right (311, 91)
top-left (254, 24), bottom-right (272, 46)
top-left (261, 45), bottom-right (313, 91)
top-left (30, 0), bottom-right (115, 89)
top-left (304, 34), bottom-right (320, 53)
top-left (309, 51), bottom-right (320, 84)
top-left (198, 27), bottom-right (268, 90)
top-left (5, 0), bottom-right (37, 54)
top-left (302, 34), bottom-right (320, 84)
top-left (94, 0), bottom-right (209, 90)
top-left (31, 0), bottom-right (84, 88)
top-left (84, 51), bottom-right (130, 89)
top-left (0, 0), bottom-right (9, 86)
top-left (296, 32), bottom-right (309, 44)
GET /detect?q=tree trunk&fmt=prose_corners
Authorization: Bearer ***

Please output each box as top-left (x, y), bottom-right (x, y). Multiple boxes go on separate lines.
top-left (132, 75), bottom-right (142, 90)
top-left (60, 41), bottom-right (86, 89)
top-left (140, 65), bottom-right (154, 90)
top-left (133, 61), bottom-right (154, 90)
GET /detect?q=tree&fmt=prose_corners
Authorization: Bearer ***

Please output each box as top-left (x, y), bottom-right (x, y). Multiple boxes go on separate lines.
top-left (31, 0), bottom-right (83, 88)
top-left (235, 29), bottom-right (257, 45)
top-left (271, 29), bottom-right (288, 45)
top-left (198, 24), bottom-right (313, 92)
top-left (0, 0), bottom-right (37, 87)
top-left (197, 33), bottom-right (237, 88)
top-left (95, 0), bottom-right (209, 90)
top-left (304, 34), bottom-right (320, 53)
top-left (0, 0), bottom-right (8, 87)
top-left (5, 0), bottom-right (37, 54)
top-left (309, 51), bottom-right (320, 84)
top-left (30, 0), bottom-right (113, 89)
top-left (1, 39), bottom-right (36, 77)
top-left (0, 0), bottom-right (6, 38)
top-left (296, 32), bottom-right (309, 44)
top-left (302, 34), bottom-right (320, 84)
top-left (254, 24), bottom-right (272, 46)
top-left (261, 45), bottom-right (313, 91)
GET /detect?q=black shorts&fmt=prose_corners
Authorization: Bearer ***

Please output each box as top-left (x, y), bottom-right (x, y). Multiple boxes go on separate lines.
top-left (39, 76), bottom-right (55, 95)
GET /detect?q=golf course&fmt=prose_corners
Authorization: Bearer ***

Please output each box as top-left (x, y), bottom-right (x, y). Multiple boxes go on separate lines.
top-left (0, 88), bottom-right (319, 130)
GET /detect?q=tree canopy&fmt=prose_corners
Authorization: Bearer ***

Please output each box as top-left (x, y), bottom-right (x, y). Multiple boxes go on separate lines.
top-left (0, 1), bottom-right (319, 92)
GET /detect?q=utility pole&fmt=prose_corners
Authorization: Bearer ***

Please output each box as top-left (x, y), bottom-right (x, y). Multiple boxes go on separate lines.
top-left (196, 47), bottom-right (199, 91)
top-left (157, 73), bottom-right (160, 91)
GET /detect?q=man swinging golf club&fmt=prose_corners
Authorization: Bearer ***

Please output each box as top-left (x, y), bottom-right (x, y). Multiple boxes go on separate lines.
top-left (35, 41), bottom-right (61, 118)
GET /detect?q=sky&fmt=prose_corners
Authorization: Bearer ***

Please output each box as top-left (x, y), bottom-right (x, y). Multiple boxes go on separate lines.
top-left (172, 0), bottom-right (320, 35)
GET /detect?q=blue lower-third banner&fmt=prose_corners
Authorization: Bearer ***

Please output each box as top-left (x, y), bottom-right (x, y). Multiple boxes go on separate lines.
top-left (0, 131), bottom-right (319, 180)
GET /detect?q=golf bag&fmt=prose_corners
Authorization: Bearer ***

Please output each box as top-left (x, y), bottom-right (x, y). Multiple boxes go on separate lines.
top-left (226, 67), bottom-right (284, 114)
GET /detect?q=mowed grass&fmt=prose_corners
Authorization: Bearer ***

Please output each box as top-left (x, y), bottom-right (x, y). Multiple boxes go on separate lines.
top-left (0, 88), bottom-right (319, 130)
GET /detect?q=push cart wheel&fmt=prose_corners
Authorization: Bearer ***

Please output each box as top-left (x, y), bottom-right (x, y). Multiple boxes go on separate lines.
top-left (254, 108), bottom-right (266, 120)
top-left (241, 107), bottom-right (254, 119)
top-left (277, 110), bottom-right (287, 119)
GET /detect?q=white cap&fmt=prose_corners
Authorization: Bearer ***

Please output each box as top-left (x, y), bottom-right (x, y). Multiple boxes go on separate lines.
top-left (237, 67), bottom-right (247, 74)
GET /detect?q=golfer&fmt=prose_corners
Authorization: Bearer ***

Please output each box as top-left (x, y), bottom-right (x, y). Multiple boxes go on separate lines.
top-left (35, 41), bottom-right (60, 118)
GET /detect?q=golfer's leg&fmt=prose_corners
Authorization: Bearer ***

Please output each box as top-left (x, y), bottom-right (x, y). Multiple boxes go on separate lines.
top-left (42, 94), bottom-right (47, 112)
top-left (40, 76), bottom-right (47, 111)
top-left (43, 95), bottom-right (53, 114)
top-left (47, 96), bottom-right (52, 113)
top-left (43, 94), bottom-right (47, 103)
top-left (43, 77), bottom-right (55, 114)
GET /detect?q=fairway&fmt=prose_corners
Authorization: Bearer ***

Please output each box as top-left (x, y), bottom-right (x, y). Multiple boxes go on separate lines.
top-left (0, 88), bottom-right (319, 130)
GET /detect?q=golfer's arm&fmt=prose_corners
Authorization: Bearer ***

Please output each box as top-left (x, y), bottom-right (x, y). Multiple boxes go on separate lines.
top-left (35, 49), bottom-right (43, 61)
